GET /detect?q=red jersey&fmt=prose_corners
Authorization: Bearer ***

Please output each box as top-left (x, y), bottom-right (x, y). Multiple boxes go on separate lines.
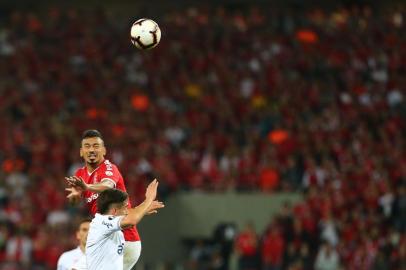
top-left (75, 159), bottom-right (140, 241)
top-left (236, 232), bottom-right (257, 256)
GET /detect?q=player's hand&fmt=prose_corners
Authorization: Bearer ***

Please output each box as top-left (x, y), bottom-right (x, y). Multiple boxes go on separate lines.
top-left (146, 200), bottom-right (165, 215)
top-left (145, 179), bottom-right (159, 202)
top-left (65, 186), bottom-right (82, 204)
top-left (65, 176), bottom-right (88, 190)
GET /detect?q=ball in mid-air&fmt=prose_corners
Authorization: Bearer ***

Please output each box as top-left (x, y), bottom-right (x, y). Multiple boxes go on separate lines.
top-left (130, 18), bottom-right (161, 50)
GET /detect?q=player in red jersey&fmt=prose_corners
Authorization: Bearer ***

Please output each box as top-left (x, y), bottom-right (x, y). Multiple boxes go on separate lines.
top-left (65, 130), bottom-right (153, 270)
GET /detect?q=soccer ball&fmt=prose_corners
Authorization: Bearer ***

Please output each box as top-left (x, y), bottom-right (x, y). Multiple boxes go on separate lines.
top-left (130, 18), bottom-right (161, 50)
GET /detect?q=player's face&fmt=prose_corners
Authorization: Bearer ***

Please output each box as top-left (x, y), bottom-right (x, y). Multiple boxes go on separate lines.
top-left (80, 137), bottom-right (106, 165)
top-left (76, 221), bottom-right (90, 246)
top-left (114, 199), bottom-right (129, 216)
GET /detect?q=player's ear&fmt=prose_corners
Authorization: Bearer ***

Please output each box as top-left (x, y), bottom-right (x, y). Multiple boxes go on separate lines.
top-left (101, 146), bottom-right (106, 156)
top-left (76, 231), bottom-right (81, 241)
top-left (80, 148), bottom-right (83, 157)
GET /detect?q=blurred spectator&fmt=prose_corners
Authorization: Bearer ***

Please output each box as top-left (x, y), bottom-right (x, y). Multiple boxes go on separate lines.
top-left (319, 212), bottom-right (339, 247)
top-left (262, 225), bottom-right (285, 270)
top-left (6, 229), bottom-right (32, 267)
top-left (298, 244), bottom-right (312, 270)
top-left (371, 248), bottom-right (388, 270)
top-left (392, 184), bottom-right (406, 232)
top-left (213, 223), bottom-right (237, 270)
top-left (235, 222), bottom-right (258, 270)
top-left (188, 239), bottom-right (213, 270)
top-left (281, 157), bottom-right (302, 191)
top-left (259, 159), bottom-right (280, 192)
top-left (314, 242), bottom-right (340, 270)
top-left (5, 168), bottom-right (28, 199)
top-left (0, 224), bottom-right (9, 261)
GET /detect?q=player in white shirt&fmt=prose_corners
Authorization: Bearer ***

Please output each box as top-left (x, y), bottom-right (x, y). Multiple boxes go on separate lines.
top-left (57, 219), bottom-right (91, 270)
top-left (86, 179), bottom-right (164, 270)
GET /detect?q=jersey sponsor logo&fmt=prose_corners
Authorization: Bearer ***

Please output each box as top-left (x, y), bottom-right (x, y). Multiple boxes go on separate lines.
top-left (102, 220), bottom-right (113, 229)
top-left (93, 172), bottom-right (98, 183)
top-left (86, 193), bottom-right (99, 203)
top-left (104, 160), bottom-right (113, 171)
top-left (105, 171), bottom-right (113, 176)
top-left (117, 243), bottom-right (124, 255)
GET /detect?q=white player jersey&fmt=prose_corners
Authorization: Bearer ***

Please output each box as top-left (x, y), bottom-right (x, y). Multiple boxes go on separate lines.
top-left (71, 253), bottom-right (87, 270)
top-left (57, 247), bottom-right (84, 270)
top-left (86, 213), bottom-right (125, 270)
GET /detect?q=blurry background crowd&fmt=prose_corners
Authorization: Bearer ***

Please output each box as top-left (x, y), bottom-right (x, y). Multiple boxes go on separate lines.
top-left (0, 0), bottom-right (405, 269)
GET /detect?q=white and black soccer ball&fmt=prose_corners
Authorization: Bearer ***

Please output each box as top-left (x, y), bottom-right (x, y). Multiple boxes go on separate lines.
top-left (130, 18), bottom-right (161, 50)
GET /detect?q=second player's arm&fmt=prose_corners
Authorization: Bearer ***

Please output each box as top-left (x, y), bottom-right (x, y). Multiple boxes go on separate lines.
top-left (120, 180), bottom-right (164, 229)
top-left (120, 199), bottom-right (155, 229)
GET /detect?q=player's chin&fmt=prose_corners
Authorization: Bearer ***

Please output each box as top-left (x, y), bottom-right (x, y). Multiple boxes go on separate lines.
top-left (86, 158), bottom-right (98, 164)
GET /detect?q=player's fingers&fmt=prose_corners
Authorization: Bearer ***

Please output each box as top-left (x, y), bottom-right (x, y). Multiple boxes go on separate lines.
top-left (66, 177), bottom-right (75, 183)
top-left (66, 181), bottom-right (76, 187)
top-left (153, 201), bottom-right (164, 208)
top-left (152, 179), bottom-right (158, 188)
top-left (71, 177), bottom-right (82, 184)
top-left (146, 181), bottom-right (156, 190)
top-left (65, 177), bottom-right (73, 183)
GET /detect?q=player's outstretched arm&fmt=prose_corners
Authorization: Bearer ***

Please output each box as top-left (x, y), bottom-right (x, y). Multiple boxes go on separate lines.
top-left (120, 179), bottom-right (164, 229)
top-left (66, 176), bottom-right (114, 193)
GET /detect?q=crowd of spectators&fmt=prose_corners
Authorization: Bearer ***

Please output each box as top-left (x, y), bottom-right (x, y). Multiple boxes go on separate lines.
top-left (0, 3), bottom-right (405, 270)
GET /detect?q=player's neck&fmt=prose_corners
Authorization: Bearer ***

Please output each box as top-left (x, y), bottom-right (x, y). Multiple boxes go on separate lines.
top-left (79, 245), bottom-right (85, 254)
top-left (106, 210), bottom-right (116, 216)
top-left (85, 160), bottom-right (104, 173)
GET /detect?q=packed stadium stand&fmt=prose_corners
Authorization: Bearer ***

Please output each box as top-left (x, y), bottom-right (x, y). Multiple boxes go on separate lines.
top-left (0, 2), bottom-right (405, 270)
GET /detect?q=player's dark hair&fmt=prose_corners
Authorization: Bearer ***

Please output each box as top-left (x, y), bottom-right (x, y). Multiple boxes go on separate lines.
top-left (82, 129), bottom-right (103, 141)
top-left (97, 189), bottom-right (128, 214)
top-left (78, 218), bottom-right (92, 227)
